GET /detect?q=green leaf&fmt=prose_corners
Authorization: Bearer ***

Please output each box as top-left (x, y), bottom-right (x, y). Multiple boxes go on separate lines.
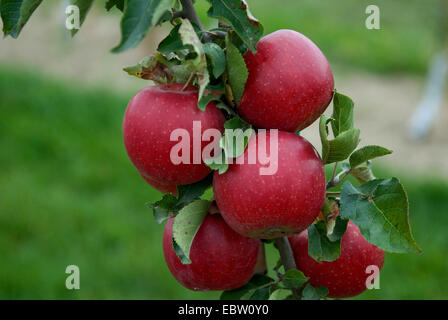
top-left (69, 0), bottom-right (94, 36)
top-left (216, 101), bottom-right (236, 116)
top-left (319, 115), bottom-right (332, 162)
top-left (225, 38), bottom-right (249, 105)
top-left (282, 269), bottom-right (308, 289)
top-left (326, 129), bottom-right (360, 164)
top-left (176, 173), bottom-right (213, 207)
top-left (272, 257), bottom-right (282, 273)
top-left (227, 29), bottom-right (247, 54)
top-left (123, 55), bottom-right (168, 83)
top-left (123, 54), bottom-right (191, 83)
top-left (0, 0), bottom-right (42, 38)
top-left (0, 0), bottom-right (23, 35)
top-left (178, 19), bottom-right (210, 102)
top-left (220, 275), bottom-right (274, 300)
top-left (157, 24), bottom-right (189, 60)
top-left (172, 238), bottom-right (190, 264)
top-left (345, 161), bottom-right (377, 184)
top-left (269, 289), bottom-right (291, 300)
top-left (307, 219), bottom-right (348, 262)
top-left (203, 42), bottom-right (226, 78)
top-left (331, 91), bottom-right (354, 137)
top-left (207, 0), bottom-right (263, 52)
top-left (146, 194), bottom-right (178, 224)
top-left (241, 286), bottom-right (270, 300)
top-left (349, 145), bottom-right (392, 168)
top-left (147, 174), bottom-right (212, 222)
top-left (105, 0), bottom-right (124, 11)
top-left (221, 117), bottom-right (253, 158)
top-left (350, 164), bottom-right (376, 184)
top-left (112, 0), bottom-right (172, 53)
top-left (321, 198), bottom-right (338, 220)
top-left (223, 116), bottom-right (246, 130)
top-left (197, 92), bottom-right (220, 111)
top-left (320, 115), bottom-right (360, 164)
top-left (204, 116), bottom-right (251, 173)
top-left (301, 284), bottom-right (328, 300)
top-left (204, 152), bottom-right (229, 174)
top-left (340, 179), bottom-right (421, 253)
top-left (327, 216), bottom-right (349, 242)
top-left (172, 200), bottom-right (210, 264)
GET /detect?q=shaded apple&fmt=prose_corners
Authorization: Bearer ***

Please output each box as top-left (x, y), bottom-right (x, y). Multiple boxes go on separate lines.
top-left (289, 221), bottom-right (385, 298)
top-left (163, 214), bottom-right (260, 291)
top-left (139, 171), bottom-right (178, 195)
top-left (239, 29), bottom-right (334, 132)
top-left (123, 84), bottom-right (225, 186)
top-left (213, 131), bottom-right (326, 239)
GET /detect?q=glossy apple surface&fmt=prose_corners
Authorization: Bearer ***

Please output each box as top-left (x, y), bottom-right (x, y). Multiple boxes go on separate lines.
top-left (289, 221), bottom-right (385, 298)
top-left (163, 214), bottom-right (260, 291)
top-left (123, 84), bottom-right (225, 186)
top-left (213, 131), bottom-right (326, 239)
top-left (239, 29), bottom-right (334, 132)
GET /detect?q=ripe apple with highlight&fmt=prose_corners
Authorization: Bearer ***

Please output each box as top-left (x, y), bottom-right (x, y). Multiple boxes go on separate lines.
top-left (239, 29), bottom-right (334, 132)
top-left (163, 214), bottom-right (260, 291)
top-left (213, 131), bottom-right (326, 239)
top-left (123, 84), bottom-right (225, 186)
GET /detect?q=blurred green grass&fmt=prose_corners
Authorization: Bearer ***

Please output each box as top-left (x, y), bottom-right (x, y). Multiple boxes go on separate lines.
top-left (197, 0), bottom-right (444, 75)
top-left (0, 66), bottom-right (447, 299)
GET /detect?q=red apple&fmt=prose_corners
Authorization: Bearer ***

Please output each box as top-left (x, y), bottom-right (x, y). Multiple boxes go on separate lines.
top-left (139, 171), bottom-right (178, 195)
top-left (213, 131), bottom-right (326, 239)
top-left (123, 84), bottom-right (225, 186)
top-left (163, 214), bottom-right (260, 291)
top-left (289, 221), bottom-right (385, 298)
top-left (239, 29), bottom-right (334, 132)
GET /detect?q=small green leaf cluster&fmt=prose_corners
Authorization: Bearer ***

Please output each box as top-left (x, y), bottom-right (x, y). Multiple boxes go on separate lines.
top-left (220, 270), bottom-right (328, 301)
top-left (310, 91), bottom-right (421, 266)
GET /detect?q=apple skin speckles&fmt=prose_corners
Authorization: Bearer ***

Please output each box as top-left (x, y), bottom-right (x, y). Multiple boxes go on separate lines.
top-left (213, 131), bottom-right (326, 239)
top-left (123, 84), bottom-right (225, 187)
top-left (163, 214), bottom-right (260, 291)
top-left (289, 221), bottom-right (385, 298)
top-left (239, 29), bottom-right (334, 132)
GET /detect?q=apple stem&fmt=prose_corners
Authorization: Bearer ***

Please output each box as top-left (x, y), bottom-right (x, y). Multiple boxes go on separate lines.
top-left (274, 237), bottom-right (301, 299)
top-left (330, 162), bottom-right (338, 181)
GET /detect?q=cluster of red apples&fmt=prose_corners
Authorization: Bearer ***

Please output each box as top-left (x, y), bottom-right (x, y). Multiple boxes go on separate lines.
top-left (123, 30), bottom-right (384, 298)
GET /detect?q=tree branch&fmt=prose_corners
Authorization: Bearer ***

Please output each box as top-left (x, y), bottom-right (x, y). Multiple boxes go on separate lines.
top-left (326, 168), bottom-right (350, 190)
top-left (274, 237), bottom-right (297, 271)
top-left (179, 0), bottom-right (216, 43)
top-left (179, 0), bottom-right (205, 30)
top-left (274, 237), bottom-right (300, 299)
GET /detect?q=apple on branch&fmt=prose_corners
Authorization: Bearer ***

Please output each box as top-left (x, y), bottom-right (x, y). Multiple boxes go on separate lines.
top-left (123, 84), bottom-right (225, 189)
top-left (239, 30), bottom-right (334, 132)
top-left (163, 214), bottom-right (261, 291)
top-left (289, 221), bottom-right (385, 298)
top-left (213, 131), bottom-right (326, 239)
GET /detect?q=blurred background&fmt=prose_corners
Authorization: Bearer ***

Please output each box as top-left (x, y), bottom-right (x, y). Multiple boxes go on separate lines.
top-left (0, 0), bottom-right (447, 299)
